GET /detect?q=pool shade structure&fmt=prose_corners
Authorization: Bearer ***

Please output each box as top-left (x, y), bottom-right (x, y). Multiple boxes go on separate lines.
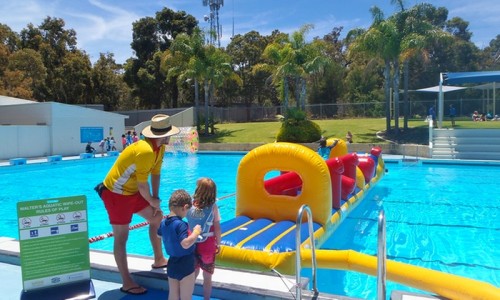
top-left (438, 71), bottom-right (500, 128)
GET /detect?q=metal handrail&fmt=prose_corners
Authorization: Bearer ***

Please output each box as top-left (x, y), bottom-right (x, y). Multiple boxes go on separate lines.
top-left (295, 205), bottom-right (318, 300)
top-left (377, 210), bottom-right (387, 300)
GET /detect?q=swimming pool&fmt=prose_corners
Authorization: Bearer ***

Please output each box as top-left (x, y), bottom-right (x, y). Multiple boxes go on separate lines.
top-left (1, 154), bottom-right (498, 299)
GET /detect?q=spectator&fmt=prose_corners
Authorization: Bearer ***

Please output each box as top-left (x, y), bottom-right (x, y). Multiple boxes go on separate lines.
top-left (85, 142), bottom-right (96, 157)
top-left (121, 134), bottom-right (127, 150)
top-left (429, 106), bottom-right (437, 127)
top-left (98, 139), bottom-right (106, 156)
top-left (472, 111), bottom-right (480, 122)
top-left (346, 131), bottom-right (353, 143)
top-left (449, 104), bottom-right (456, 127)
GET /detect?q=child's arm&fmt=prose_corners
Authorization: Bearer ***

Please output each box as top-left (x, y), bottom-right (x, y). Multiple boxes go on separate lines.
top-left (214, 220), bottom-right (221, 253)
top-left (180, 224), bottom-right (202, 249)
top-left (213, 204), bottom-right (222, 253)
top-left (329, 139), bottom-right (339, 149)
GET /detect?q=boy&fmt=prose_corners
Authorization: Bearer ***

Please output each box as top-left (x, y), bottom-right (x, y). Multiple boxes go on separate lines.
top-left (158, 190), bottom-right (202, 300)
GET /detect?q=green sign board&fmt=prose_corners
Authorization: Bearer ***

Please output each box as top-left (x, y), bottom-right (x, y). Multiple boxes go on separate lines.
top-left (17, 196), bottom-right (90, 291)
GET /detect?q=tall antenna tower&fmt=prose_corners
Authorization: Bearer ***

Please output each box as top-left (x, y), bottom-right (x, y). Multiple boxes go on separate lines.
top-left (202, 0), bottom-right (224, 47)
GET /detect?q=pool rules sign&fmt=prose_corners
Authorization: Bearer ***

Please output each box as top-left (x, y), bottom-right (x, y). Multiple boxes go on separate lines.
top-left (17, 196), bottom-right (93, 297)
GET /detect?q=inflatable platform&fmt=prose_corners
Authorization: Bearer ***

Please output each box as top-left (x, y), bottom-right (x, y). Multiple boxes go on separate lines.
top-left (217, 140), bottom-right (500, 300)
top-left (218, 140), bottom-right (383, 275)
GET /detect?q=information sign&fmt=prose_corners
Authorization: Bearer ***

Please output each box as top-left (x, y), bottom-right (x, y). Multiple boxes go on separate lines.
top-left (17, 196), bottom-right (90, 292)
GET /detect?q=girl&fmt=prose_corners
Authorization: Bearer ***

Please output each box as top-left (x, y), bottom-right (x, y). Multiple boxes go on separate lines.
top-left (187, 178), bottom-right (221, 300)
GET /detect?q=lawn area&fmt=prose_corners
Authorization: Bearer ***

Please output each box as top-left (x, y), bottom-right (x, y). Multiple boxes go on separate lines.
top-left (199, 117), bottom-right (500, 144)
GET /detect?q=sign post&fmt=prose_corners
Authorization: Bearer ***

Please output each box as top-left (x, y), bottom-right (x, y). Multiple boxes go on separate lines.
top-left (17, 196), bottom-right (95, 300)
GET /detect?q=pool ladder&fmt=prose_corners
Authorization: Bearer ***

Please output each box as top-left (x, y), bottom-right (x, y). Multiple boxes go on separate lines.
top-left (295, 205), bottom-right (318, 300)
top-left (294, 206), bottom-right (388, 300)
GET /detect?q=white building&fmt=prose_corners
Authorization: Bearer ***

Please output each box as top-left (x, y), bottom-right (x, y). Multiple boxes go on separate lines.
top-left (0, 95), bottom-right (127, 160)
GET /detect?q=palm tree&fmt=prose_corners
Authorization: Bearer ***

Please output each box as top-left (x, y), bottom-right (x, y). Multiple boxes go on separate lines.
top-left (161, 30), bottom-right (205, 128)
top-left (396, 4), bottom-right (449, 129)
top-left (163, 30), bottom-right (238, 134)
top-left (259, 25), bottom-right (331, 115)
top-left (350, 6), bottom-right (399, 133)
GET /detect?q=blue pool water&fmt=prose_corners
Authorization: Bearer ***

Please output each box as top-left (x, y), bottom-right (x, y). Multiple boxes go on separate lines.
top-left (1, 155), bottom-right (498, 299)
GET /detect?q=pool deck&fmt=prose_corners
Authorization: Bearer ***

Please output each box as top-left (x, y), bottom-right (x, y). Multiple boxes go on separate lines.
top-left (1, 236), bottom-right (359, 300)
top-left (0, 153), bottom-right (477, 299)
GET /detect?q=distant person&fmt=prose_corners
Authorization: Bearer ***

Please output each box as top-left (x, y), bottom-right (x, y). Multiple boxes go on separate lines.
top-left (95, 114), bottom-right (179, 295)
top-left (126, 130), bottom-right (133, 146)
top-left (317, 137), bottom-right (338, 160)
top-left (187, 178), bottom-right (221, 300)
top-left (429, 106), bottom-right (437, 127)
top-left (85, 142), bottom-right (96, 157)
top-left (449, 104), bottom-right (456, 127)
top-left (121, 134), bottom-right (127, 150)
top-left (132, 131), bottom-right (139, 143)
top-left (158, 189), bottom-right (202, 300)
top-left (346, 131), bottom-right (353, 143)
top-left (98, 139), bottom-right (106, 156)
top-left (472, 111), bottom-right (480, 122)
top-left (109, 136), bottom-right (117, 151)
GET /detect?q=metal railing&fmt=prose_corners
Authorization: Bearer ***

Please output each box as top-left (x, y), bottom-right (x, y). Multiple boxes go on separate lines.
top-left (377, 210), bottom-right (387, 300)
top-left (295, 205), bottom-right (318, 300)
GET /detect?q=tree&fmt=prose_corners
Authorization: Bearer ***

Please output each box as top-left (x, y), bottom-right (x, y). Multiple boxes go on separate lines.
top-left (8, 49), bottom-right (47, 99)
top-left (54, 51), bottom-right (92, 104)
top-left (260, 25), bottom-right (331, 114)
top-left (18, 17), bottom-right (82, 102)
top-left (162, 30), bottom-right (205, 127)
top-left (92, 53), bottom-right (131, 110)
top-left (125, 8), bottom-right (197, 109)
top-left (162, 30), bottom-right (237, 134)
top-left (226, 31), bottom-right (272, 120)
top-left (349, 6), bottom-right (398, 132)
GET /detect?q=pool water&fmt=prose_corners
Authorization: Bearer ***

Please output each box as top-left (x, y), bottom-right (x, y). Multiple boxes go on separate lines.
top-left (315, 161), bottom-right (500, 298)
top-left (1, 155), bottom-right (498, 299)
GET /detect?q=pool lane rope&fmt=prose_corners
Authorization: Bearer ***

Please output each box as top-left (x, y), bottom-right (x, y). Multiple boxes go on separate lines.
top-left (88, 192), bottom-right (236, 244)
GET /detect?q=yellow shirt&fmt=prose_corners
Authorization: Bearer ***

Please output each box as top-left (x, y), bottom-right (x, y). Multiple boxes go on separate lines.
top-left (103, 139), bottom-right (164, 195)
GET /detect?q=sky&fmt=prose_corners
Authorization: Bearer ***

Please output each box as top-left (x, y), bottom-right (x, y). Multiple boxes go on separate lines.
top-left (1, 0), bottom-right (499, 64)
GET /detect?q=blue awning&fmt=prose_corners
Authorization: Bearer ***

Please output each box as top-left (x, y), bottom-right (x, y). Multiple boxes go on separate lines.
top-left (443, 71), bottom-right (500, 84)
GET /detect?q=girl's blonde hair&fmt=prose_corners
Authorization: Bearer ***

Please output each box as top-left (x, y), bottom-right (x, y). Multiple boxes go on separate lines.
top-left (193, 177), bottom-right (216, 209)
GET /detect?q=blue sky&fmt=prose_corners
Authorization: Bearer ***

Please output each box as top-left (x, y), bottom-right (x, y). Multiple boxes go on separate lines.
top-left (1, 0), bottom-right (499, 64)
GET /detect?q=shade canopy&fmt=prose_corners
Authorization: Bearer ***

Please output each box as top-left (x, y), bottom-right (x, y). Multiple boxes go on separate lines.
top-left (443, 71), bottom-right (500, 85)
top-left (416, 86), bottom-right (466, 93)
top-left (437, 71), bottom-right (500, 128)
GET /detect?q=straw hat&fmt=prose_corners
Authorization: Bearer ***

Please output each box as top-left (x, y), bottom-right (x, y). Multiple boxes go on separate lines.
top-left (141, 114), bottom-right (180, 138)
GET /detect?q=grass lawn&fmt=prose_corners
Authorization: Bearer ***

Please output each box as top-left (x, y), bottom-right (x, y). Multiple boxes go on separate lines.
top-left (199, 117), bottom-right (500, 144)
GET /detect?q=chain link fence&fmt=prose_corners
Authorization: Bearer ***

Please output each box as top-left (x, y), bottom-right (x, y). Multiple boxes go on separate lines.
top-left (118, 97), bottom-right (495, 126)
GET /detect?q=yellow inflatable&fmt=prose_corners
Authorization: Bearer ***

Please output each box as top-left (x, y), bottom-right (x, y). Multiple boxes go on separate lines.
top-left (218, 142), bottom-right (384, 274)
top-left (217, 142), bottom-right (500, 300)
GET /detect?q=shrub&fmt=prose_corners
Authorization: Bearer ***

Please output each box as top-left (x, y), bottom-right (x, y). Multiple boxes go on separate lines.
top-left (276, 108), bottom-right (322, 143)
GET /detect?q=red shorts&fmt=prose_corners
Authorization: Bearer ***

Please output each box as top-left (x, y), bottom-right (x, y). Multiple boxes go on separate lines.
top-left (101, 189), bottom-right (149, 225)
top-left (195, 236), bottom-right (217, 274)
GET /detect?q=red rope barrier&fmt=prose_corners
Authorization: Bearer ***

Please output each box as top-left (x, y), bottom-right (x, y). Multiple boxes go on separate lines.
top-left (89, 193), bottom-right (236, 244)
top-left (89, 216), bottom-right (167, 243)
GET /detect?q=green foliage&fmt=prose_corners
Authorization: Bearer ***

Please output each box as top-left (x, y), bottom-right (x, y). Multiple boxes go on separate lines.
top-left (276, 108), bottom-right (321, 142)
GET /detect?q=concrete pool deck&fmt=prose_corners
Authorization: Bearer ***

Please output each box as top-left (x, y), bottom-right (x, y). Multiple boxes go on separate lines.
top-left (1, 237), bottom-right (362, 300)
